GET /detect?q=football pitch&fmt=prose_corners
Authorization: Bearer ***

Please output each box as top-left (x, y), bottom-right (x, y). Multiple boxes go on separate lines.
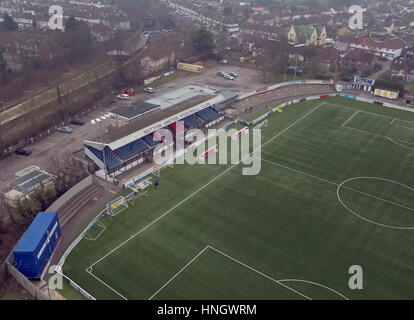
top-left (63, 97), bottom-right (414, 300)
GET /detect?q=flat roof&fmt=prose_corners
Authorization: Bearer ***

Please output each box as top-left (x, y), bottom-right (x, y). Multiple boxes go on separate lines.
top-left (93, 94), bottom-right (216, 145)
top-left (14, 212), bottom-right (57, 253)
top-left (145, 85), bottom-right (217, 110)
top-left (11, 169), bottom-right (54, 194)
top-left (111, 102), bottom-right (160, 120)
top-left (218, 90), bottom-right (238, 101)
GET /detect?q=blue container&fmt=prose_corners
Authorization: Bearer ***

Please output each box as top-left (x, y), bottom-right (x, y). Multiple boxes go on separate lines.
top-left (13, 212), bottom-right (62, 279)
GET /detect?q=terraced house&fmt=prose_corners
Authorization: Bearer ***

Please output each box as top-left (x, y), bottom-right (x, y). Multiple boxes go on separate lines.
top-left (287, 25), bottom-right (326, 46)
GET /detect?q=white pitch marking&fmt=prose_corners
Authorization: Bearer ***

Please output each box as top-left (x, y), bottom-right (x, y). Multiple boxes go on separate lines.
top-left (387, 138), bottom-right (414, 151)
top-left (207, 246), bottom-right (312, 300)
top-left (86, 268), bottom-right (128, 300)
top-left (257, 157), bottom-right (414, 215)
top-left (277, 279), bottom-right (349, 300)
top-left (341, 110), bottom-right (359, 127)
top-left (148, 246), bottom-right (210, 300)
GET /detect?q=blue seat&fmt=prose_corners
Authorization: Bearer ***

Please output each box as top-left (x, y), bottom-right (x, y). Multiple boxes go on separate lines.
top-left (196, 107), bottom-right (219, 122)
top-left (86, 146), bottom-right (121, 169)
top-left (86, 146), bottom-right (103, 161)
top-left (142, 134), bottom-right (159, 147)
top-left (104, 147), bottom-right (122, 169)
top-left (114, 139), bottom-right (148, 160)
top-left (183, 114), bottom-right (203, 128)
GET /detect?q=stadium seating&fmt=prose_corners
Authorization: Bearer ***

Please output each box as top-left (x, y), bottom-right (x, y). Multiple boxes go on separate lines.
top-left (196, 107), bottom-right (220, 122)
top-left (169, 122), bottom-right (185, 133)
top-left (114, 139), bottom-right (148, 160)
top-left (86, 146), bottom-right (103, 161)
top-left (183, 114), bottom-right (203, 129)
top-left (142, 134), bottom-right (160, 147)
top-left (104, 147), bottom-right (122, 169)
top-left (86, 146), bottom-right (122, 169)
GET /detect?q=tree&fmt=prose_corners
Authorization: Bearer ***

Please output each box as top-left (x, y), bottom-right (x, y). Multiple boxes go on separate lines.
top-left (1, 13), bottom-right (18, 31)
top-left (192, 28), bottom-right (215, 59)
top-left (64, 16), bottom-right (79, 32)
top-left (39, 38), bottom-right (65, 68)
top-left (57, 19), bottom-right (94, 63)
top-left (0, 51), bottom-right (7, 76)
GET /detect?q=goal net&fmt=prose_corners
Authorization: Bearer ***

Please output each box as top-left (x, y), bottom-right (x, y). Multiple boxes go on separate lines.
top-left (84, 220), bottom-right (107, 241)
top-left (254, 119), bottom-right (268, 130)
top-left (153, 162), bottom-right (174, 178)
top-left (108, 196), bottom-right (129, 217)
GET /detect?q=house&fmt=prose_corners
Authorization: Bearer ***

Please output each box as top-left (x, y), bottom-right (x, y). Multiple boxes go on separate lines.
top-left (375, 38), bottom-right (405, 60)
top-left (287, 25), bottom-right (326, 46)
top-left (167, 1), bottom-right (239, 33)
top-left (246, 14), bottom-right (276, 26)
top-left (240, 24), bottom-right (286, 41)
top-left (346, 37), bottom-right (405, 60)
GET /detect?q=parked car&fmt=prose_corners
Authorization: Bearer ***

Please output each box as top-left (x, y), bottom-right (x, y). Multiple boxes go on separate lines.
top-left (216, 71), bottom-right (226, 77)
top-left (117, 94), bottom-right (130, 100)
top-left (229, 72), bottom-right (239, 78)
top-left (15, 148), bottom-right (32, 156)
top-left (144, 87), bottom-right (155, 93)
top-left (57, 126), bottom-right (73, 134)
top-left (224, 74), bottom-right (234, 80)
top-left (219, 59), bottom-right (228, 64)
top-left (121, 89), bottom-right (135, 96)
top-left (70, 119), bottom-right (85, 126)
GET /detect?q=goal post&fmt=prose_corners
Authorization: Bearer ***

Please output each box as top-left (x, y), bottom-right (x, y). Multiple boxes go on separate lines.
top-left (109, 196), bottom-right (129, 217)
top-left (84, 220), bottom-right (107, 241)
top-left (152, 161), bottom-right (174, 178)
top-left (254, 119), bottom-right (268, 130)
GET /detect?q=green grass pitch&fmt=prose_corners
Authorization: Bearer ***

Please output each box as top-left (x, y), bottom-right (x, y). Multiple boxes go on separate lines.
top-left (63, 97), bottom-right (414, 300)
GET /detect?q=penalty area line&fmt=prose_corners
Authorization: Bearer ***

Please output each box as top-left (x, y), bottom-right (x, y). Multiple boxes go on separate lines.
top-left (148, 246), bottom-right (210, 300)
top-left (85, 268), bottom-right (128, 300)
top-left (207, 246), bottom-right (312, 300)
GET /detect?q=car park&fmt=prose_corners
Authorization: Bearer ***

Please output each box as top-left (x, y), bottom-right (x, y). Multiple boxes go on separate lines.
top-left (15, 148), bottom-right (32, 156)
top-left (57, 126), bottom-right (73, 134)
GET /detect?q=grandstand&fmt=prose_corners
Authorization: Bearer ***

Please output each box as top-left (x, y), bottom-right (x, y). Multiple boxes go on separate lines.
top-left (84, 86), bottom-right (231, 177)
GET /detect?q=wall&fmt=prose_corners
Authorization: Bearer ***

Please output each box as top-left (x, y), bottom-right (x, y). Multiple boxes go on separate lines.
top-left (47, 175), bottom-right (93, 213)
top-left (5, 252), bottom-right (50, 300)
